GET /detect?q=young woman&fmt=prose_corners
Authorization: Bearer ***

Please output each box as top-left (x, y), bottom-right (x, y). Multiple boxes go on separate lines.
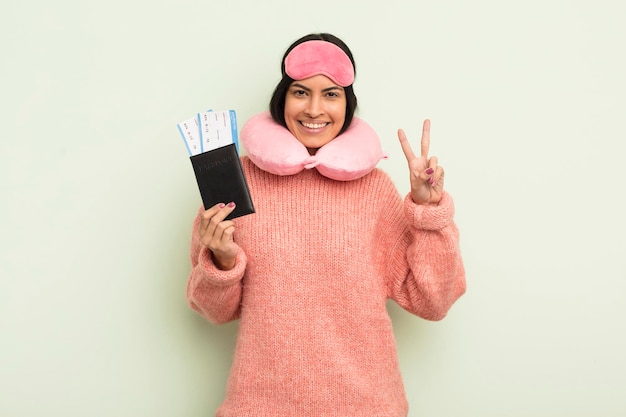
top-left (186, 33), bottom-right (466, 417)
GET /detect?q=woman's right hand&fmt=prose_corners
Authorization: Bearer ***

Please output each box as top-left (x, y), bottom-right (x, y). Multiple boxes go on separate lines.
top-left (198, 202), bottom-right (238, 270)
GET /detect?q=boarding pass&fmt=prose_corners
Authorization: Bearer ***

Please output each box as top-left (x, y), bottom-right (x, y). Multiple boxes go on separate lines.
top-left (177, 109), bottom-right (238, 156)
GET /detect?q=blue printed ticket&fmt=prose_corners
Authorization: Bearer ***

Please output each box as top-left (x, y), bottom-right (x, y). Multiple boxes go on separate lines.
top-left (177, 109), bottom-right (238, 156)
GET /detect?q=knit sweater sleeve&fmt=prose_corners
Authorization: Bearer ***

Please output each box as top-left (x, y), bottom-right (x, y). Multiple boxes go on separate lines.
top-left (379, 184), bottom-right (466, 321)
top-left (186, 207), bottom-right (246, 324)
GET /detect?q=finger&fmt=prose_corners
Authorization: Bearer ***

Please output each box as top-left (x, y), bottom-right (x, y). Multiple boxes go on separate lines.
top-left (200, 203), bottom-right (226, 234)
top-left (426, 166), bottom-right (444, 187)
top-left (421, 119), bottom-right (431, 159)
top-left (436, 166), bottom-right (444, 181)
top-left (420, 157), bottom-right (438, 181)
top-left (201, 202), bottom-right (236, 240)
top-left (206, 222), bottom-right (236, 252)
top-left (212, 221), bottom-right (236, 246)
top-left (433, 166), bottom-right (445, 187)
top-left (397, 129), bottom-right (417, 162)
top-left (205, 215), bottom-right (235, 248)
top-left (208, 202), bottom-right (236, 230)
top-left (428, 156), bottom-right (438, 170)
top-left (219, 224), bottom-right (236, 243)
top-left (420, 156), bottom-right (440, 185)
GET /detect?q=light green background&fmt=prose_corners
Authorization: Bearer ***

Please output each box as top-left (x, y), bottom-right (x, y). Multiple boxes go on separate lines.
top-left (2, 0), bottom-right (625, 416)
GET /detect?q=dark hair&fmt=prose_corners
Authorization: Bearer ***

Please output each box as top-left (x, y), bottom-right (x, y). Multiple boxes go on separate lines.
top-left (269, 33), bottom-right (358, 135)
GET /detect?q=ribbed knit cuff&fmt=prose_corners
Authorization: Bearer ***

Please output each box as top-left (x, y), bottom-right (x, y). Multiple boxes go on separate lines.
top-left (198, 246), bottom-right (246, 287)
top-left (404, 191), bottom-right (455, 230)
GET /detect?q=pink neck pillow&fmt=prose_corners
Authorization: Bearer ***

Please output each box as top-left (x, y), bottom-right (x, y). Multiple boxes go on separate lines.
top-left (240, 112), bottom-right (388, 181)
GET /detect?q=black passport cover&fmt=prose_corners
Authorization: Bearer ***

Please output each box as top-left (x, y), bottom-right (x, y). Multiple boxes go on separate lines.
top-left (190, 143), bottom-right (255, 220)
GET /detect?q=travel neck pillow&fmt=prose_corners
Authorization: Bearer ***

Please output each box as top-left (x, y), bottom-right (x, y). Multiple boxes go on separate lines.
top-left (240, 112), bottom-right (388, 181)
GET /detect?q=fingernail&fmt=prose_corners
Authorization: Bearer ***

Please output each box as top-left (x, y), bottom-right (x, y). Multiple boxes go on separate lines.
top-left (425, 168), bottom-right (434, 175)
top-left (218, 203), bottom-right (226, 208)
top-left (429, 177), bottom-right (435, 185)
top-left (227, 202), bottom-right (235, 208)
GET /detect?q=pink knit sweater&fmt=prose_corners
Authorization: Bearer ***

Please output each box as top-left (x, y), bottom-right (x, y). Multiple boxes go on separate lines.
top-left (187, 157), bottom-right (466, 417)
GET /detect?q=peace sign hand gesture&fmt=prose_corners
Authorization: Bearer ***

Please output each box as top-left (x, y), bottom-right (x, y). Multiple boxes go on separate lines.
top-left (398, 119), bottom-right (445, 205)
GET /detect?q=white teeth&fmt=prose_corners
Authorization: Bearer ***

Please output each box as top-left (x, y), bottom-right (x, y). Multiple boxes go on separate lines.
top-left (301, 122), bottom-right (327, 129)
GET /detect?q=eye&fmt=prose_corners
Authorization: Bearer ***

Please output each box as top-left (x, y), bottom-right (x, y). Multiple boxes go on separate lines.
top-left (324, 89), bottom-right (344, 99)
top-left (291, 88), bottom-right (307, 97)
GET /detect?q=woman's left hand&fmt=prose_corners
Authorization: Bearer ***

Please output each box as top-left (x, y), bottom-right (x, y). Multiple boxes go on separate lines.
top-left (398, 119), bottom-right (444, 205)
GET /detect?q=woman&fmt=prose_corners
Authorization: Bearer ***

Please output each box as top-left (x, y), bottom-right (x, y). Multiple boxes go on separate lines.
top-left (187, 33), bottom-right (466, 417)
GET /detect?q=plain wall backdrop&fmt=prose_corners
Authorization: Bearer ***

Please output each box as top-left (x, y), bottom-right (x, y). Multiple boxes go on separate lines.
top-left (1, 0), bottom-right (625, 416)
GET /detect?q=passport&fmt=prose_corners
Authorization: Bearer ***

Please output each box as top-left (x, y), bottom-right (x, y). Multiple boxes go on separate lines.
top-left (189, 143), bottom-right (255, 220)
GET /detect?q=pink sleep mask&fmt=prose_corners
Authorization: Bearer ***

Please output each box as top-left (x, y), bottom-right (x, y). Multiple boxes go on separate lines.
top-left (240, 112), bottom-right (387, 181)
top-left (284, 40), bottom-right (355, 87)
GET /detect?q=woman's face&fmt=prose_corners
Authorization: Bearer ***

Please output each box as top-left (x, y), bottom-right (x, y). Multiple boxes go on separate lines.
top-left (284, 74), bottom-right (347, 154)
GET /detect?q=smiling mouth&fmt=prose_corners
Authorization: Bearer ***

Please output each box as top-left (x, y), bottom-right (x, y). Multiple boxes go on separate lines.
top-left (300, 121), bottom-right (329, 129)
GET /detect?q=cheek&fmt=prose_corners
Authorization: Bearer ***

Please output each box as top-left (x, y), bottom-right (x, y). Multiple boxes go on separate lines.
top-left (284, 97), bottom-right (302, 115)
top-left (331, 99), bottom-right (347, 118)
top-left (332, 106), bottom-right (347, 126)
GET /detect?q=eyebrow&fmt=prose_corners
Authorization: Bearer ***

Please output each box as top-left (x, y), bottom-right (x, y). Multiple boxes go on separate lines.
top-left (290, 83), bottom-right (344, 93)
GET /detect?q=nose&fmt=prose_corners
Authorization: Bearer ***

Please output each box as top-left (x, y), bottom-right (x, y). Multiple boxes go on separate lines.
top-left (304, 95), bottom-right (323, 118)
